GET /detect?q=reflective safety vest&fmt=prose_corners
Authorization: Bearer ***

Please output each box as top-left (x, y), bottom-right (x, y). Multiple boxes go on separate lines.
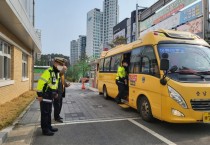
top-left (116, 66), bottom-right (126, 81)
top-left (37, 67), bottom-right (60, 95)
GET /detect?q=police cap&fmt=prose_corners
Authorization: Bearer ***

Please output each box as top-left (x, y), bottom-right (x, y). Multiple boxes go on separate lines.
top-left (54, 57), bottom-right (67, 65)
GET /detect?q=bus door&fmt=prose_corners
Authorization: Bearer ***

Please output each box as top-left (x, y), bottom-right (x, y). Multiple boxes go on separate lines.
top-left (123, 53), bottom-right (131, 99)
top-left (129, 46), bottom-right (162, 119)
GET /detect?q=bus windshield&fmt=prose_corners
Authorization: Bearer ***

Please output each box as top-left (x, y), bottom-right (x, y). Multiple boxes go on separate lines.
top-left (158, 44), bottom-right (210, 72)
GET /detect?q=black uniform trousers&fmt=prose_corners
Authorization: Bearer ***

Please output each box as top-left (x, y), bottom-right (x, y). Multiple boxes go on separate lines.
top-left (59, 97), bottom-right (63, 114)
top-left (40, 101), bottom-right (52, 132)
top-left (53, 96), bottom-right (62, 120)
top-left (59, 88), bottom-right (65, 114)
top-left (115, 80), bottom-right (126, 103)
top-left (54, 85), bottom-right (65, 119)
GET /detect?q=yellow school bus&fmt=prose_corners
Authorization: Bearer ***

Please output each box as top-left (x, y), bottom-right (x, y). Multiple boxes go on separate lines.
top-left (97, 29), bottom-right (210, 123)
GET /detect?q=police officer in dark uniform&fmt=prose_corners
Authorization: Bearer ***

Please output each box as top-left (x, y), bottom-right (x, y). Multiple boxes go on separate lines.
top-left (54, 64), bottom-right (70, 123)
top-left (115, 60), bottom-right (128, 104)
top-left (37, 57), bottom-right (66, 136)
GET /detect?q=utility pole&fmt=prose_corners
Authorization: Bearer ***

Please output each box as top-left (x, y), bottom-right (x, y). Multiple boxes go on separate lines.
top-left (33, 0), bottom-right (35, 27)
top-left (136, 3), bottom-right (139, 40)
top-left (203, 0), bottom-right (209, 43)
top-left (135, 4), bottom-right (147, 41)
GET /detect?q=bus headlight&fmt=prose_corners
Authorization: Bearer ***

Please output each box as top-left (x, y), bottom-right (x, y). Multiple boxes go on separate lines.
top-left (168, 86), bottom-right (187, 109)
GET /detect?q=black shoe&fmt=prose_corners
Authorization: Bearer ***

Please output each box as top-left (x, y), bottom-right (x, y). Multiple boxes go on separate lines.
top-left (42, 130), bottom-right (54, 136)
top-left (55, 119), bottom-right (63, 123)
top-left (59, 116), bottom-right (63, 119)
top-left (50, 127), bottom-right (58, 132)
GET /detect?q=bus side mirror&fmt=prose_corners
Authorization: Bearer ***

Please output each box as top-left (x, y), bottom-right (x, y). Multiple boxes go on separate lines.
top-left (160, 53), bottom-right (169, 71)
top-left (160, 53), bottom-right (169, 85)
top-left (160, 59), bottom-right (169, 71)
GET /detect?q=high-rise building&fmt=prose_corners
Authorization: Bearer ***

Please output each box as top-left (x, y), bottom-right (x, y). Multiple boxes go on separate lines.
top-left (86, 8), bottom-right (103, 58)
top-left (70, 40), bottom-right (78, 65)
top-left (102, 0), bottom-right (119, 45)
top-left (0, 0), bottom-right (41, 104)
top-left (77, 35), bottom-right (86, 60)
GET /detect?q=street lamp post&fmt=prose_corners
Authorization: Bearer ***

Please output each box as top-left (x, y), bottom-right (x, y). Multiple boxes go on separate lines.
top-left (136, 4), bottom-right (139, 40)
top-left (202, 0), bottom-right (209, 42)
top-left (135, 4), bottom-right (147, 40)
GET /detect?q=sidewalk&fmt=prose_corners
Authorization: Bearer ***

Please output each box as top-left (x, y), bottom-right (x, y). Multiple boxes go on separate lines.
top-left (1, 83), bottom-right (138, 145)
top-left (1, 100), bottom-right (40, 145)
top-left (0, 84), bottom-right (97, 145)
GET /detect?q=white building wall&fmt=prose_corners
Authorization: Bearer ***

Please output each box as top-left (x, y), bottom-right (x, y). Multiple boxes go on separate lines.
top-left (19, 0), bottom-right (34, 25)
top-left (102, 0), bottom-right (119, 45)
top-left (86, 9), bottom-right (103, 58)
top-left (70, 40), bottom-right (78, 65)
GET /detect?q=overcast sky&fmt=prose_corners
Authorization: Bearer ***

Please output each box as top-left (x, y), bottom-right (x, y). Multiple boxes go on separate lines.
top-left (35, 0), bottom-right (158, 55)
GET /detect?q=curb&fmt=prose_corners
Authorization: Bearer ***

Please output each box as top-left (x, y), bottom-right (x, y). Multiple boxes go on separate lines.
top-left (0, 99), bottom-right (36, 145)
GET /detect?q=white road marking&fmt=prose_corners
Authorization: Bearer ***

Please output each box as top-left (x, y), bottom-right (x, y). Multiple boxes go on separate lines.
top-left (128, 119), bottom-right (176, 145)
top-left (51, 116), bottom-right (176, 145)
top-left (52, 117), bottom-right (140, 126)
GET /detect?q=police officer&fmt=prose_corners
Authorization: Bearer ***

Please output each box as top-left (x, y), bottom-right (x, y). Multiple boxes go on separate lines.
top-left (115, 60), bottom-right (128, 104)
top-left (54, 65), bottom-right (70, 123)
top-left (37, 57), bottom-right (66, 136)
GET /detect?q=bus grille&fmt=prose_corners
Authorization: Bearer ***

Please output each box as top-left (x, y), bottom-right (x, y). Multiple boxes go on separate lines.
top-left (190, 100), bottom-right (210, 111)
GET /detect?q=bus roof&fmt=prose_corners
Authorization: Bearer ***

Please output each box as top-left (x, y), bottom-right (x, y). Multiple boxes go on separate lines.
top-left (100, 29), bottom-right (210, 58)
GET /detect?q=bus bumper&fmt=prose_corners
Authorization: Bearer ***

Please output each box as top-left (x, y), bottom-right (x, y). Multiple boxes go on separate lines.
top-left (161, 98), bottom-right (209, 123)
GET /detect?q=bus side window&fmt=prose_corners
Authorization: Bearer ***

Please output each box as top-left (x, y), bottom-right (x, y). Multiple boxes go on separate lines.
top-left (99, 59), bottom-right (104, 72)
top-left (130, 47), bottom-right (143, 74)
top-left (150, 59), bottom-right (159, 76)
top-left (111, 54), bottom-right (122, 72)
top-left (142, 57), bottom-right (150, 73)
top-left (141, 46), bottom-right (160, 77)
top-left (104, 57), bottom-right (111, 72)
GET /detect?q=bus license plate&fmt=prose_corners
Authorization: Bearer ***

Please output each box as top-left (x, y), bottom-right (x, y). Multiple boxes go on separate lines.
top-left (203, 112), bottom-right (210, 123)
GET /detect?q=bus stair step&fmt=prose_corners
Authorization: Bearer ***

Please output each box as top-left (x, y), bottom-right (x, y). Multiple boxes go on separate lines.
top-left (121, 99), bottom-right (128, 104)
top-left (118, 103), bottom-right (130, 108)
top-left (119, 99), bottom-right (130, 108)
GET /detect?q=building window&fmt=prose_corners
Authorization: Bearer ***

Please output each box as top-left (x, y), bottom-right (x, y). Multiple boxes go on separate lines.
top-left (0, 39), bottom-right (12, 80)
top-left (22, 53), bottom-right (28, 78)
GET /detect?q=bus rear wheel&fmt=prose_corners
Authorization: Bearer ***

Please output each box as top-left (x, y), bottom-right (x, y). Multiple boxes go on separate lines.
top-left (103, 85), bottom-right (109, 100)
top-left (139, 97), bottom-right (154, 122)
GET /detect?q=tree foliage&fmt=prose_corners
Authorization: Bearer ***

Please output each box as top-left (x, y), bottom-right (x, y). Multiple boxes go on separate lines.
top-left (35, 53), bottom-right (70, 66)
top-left (109, 36), bottom-right (127, 48)
top-left (66, 56), bottom-right (91, 82)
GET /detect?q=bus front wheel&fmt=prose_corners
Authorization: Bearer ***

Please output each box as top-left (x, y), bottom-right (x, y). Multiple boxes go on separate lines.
top-left (103, 85), bottom-right (109, 99)
top-left (138, 97), bottom-right (154, 122)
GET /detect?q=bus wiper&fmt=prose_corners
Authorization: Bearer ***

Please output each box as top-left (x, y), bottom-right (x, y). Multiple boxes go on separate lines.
top-left (196, 71), bottom-right (210, 75)
top-left (174, 68), bottom-right (205, 79)
top-left (167, 66), bottom-right (206, 79)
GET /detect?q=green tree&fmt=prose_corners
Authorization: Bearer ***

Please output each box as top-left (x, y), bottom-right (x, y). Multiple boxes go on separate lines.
top-left (109, 36), bottom-right (127, 48)
top-left (66, 55), bottom-right (91, 82)
top-left (66, 64), bottom-right (81, 82)
top-left (35, 53), bottom-right (70, 66)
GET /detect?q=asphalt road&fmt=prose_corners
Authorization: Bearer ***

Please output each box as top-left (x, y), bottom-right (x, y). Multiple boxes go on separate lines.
top-left (32, 84), bottom-right (210, 145)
